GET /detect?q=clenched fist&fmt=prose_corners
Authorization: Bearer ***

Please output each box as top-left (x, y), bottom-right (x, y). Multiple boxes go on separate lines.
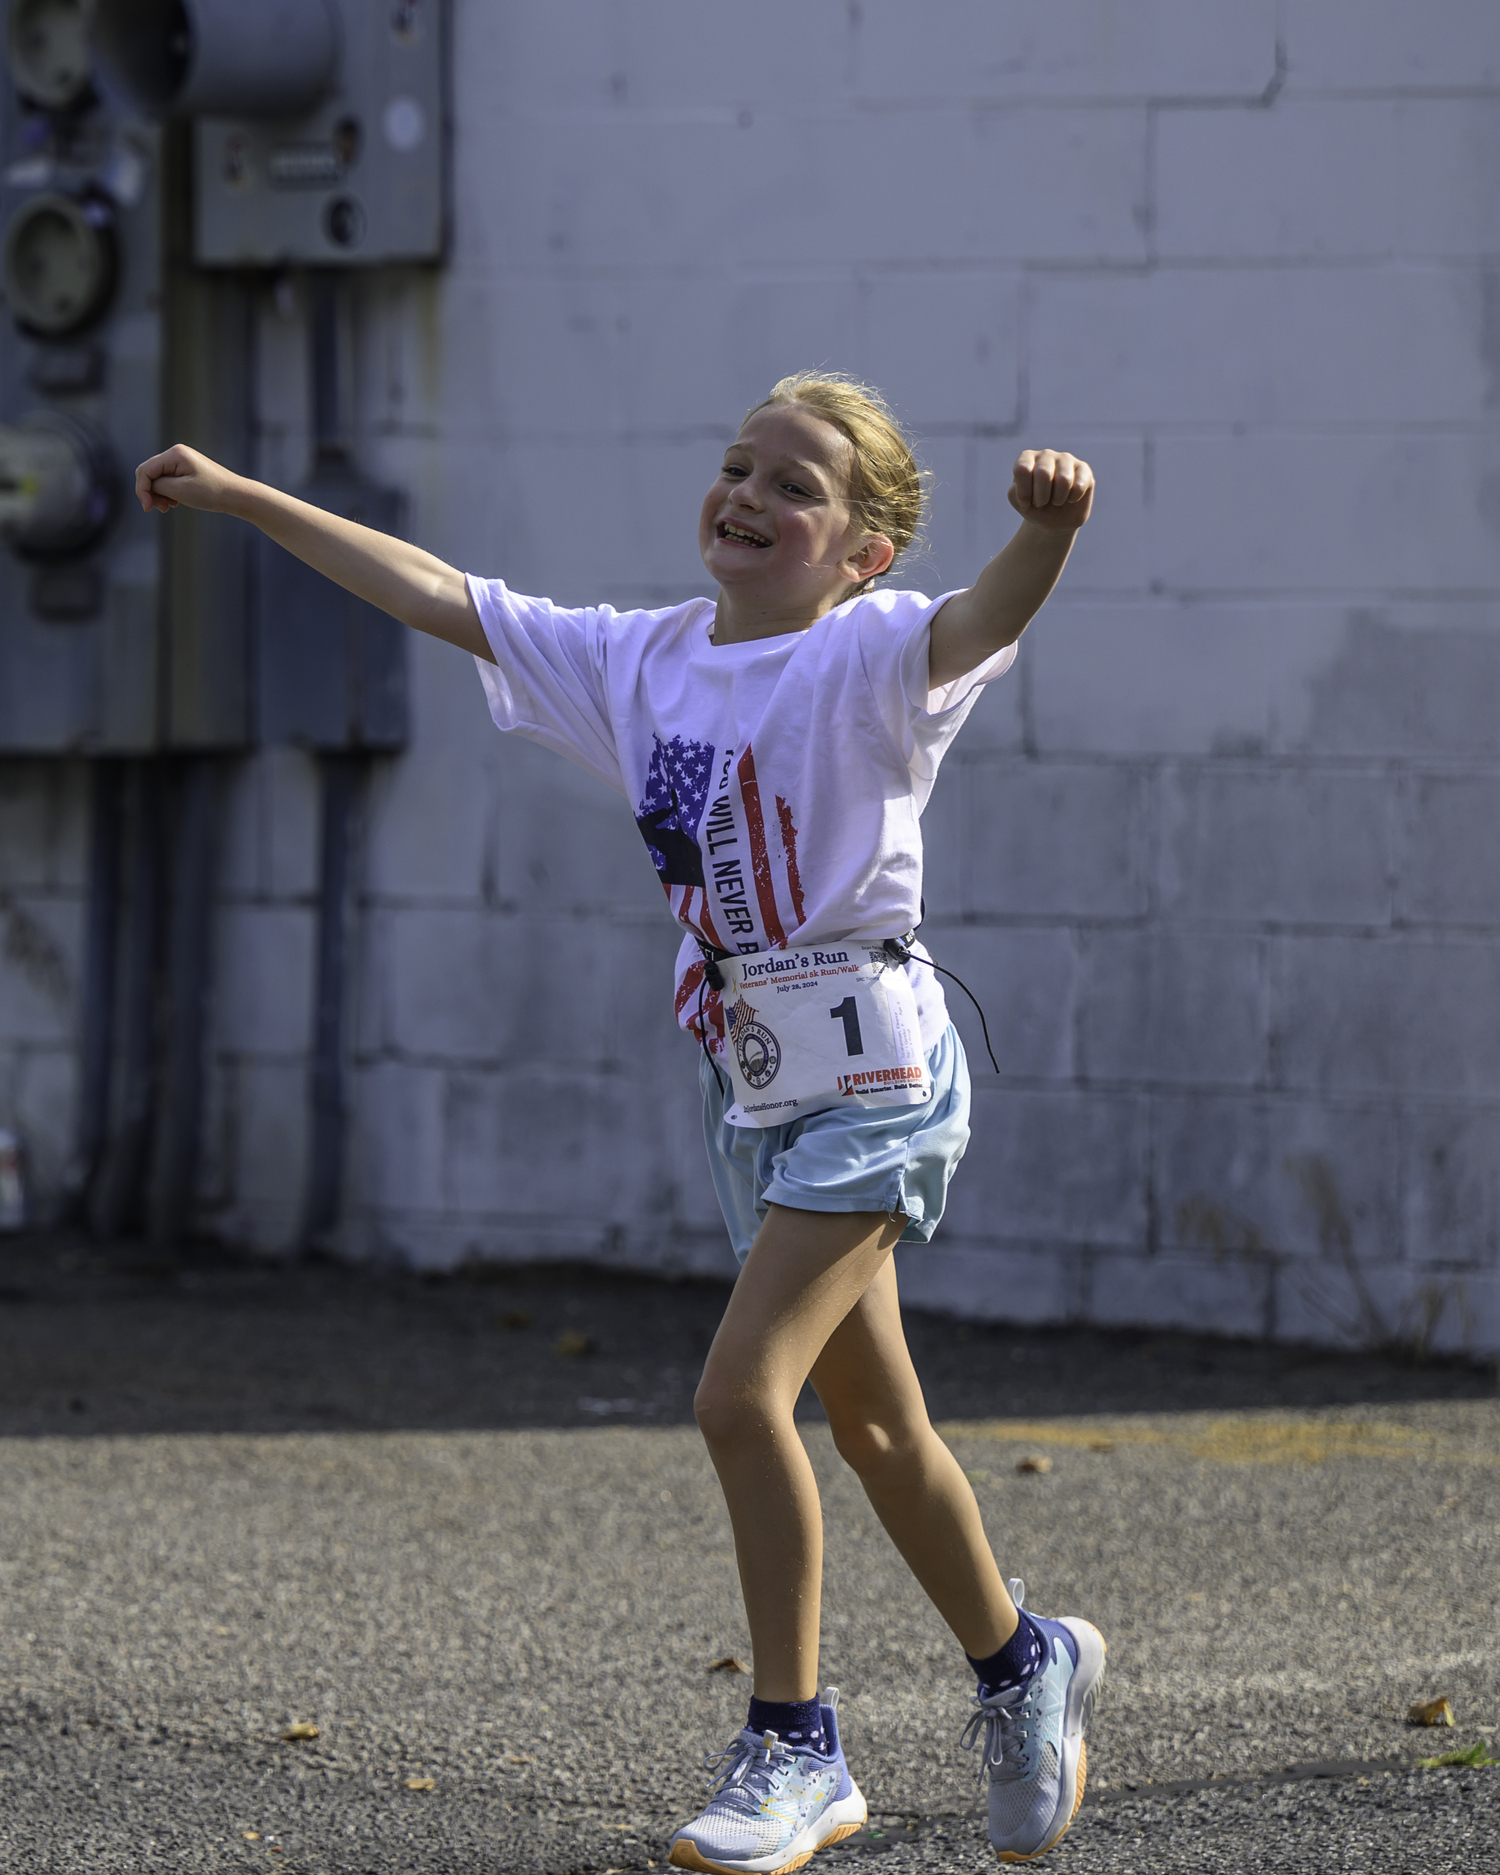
top-left (135, 443), bottom-right (241, 515)
top-left (1008, 449), bottom-right (1093, 532)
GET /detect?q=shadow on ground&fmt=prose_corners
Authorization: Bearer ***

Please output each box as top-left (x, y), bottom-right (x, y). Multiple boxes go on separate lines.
top-left (0, 1232), bottom-right (1492, 1438)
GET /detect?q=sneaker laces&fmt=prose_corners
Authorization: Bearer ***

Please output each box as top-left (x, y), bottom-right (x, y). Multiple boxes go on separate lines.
top-left (959, 1581), bottom-right (1050, 1790)
top-left (701, 1729), bottom-right (799, 1812)
top-left (959, 1685), bottom-right (1030, 1786)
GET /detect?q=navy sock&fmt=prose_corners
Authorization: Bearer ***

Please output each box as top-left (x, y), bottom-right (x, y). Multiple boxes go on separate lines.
top-left (746, 1695), bottom-right (825, 1755)
top-left (967, 1609), bottom-right (1047, 1697)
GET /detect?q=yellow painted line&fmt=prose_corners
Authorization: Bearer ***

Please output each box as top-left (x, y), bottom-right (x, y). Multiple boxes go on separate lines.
top-left (936, 1413), bottom-right (1500, 1468)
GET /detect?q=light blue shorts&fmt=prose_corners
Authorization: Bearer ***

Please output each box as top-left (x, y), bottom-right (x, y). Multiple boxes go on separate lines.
top-left (699, 1023), bottom-right (972, 1264)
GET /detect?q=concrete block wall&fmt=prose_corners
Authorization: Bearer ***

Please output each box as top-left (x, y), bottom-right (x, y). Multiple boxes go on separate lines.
top-left (3, 2), bottom-right (1498, 1356)
top-left (896, 0), bottom-right (1500, 1359)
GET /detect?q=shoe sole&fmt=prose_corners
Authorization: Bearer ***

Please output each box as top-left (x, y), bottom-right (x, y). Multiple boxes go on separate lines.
top-left (669, 1789), bottom-right (868, 1875)
top-left (994, 1620), bottom-right (1107, 1863)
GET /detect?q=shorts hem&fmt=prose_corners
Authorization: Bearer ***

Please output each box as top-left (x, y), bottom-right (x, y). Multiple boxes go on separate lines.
top-left (760, 1189), bottom-right (914, 1223)
top-left (703, 1025), bottom-right (968, 1264)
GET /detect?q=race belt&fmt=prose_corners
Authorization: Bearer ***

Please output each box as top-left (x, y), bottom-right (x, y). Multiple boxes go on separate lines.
top-left (706, 939), bottom-right (932, 1129)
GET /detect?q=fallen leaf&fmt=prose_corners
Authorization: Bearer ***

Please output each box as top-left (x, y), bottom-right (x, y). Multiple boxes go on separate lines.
top-left (1088, 1441), bottom-right (1116, 1454)
top-left (281, 1722), bottom-right (319, 1741)
top-left (708, 1655), bottom-right (749, 1674)
top-left (496, 1310), bottom-right (532, 1331)
top-left (1016, 1456), bottom-right (1053, 1475)
top-left (554, 1330), bottom-right (596, 1359)
top-left (1408, 1696), bottom-right (1455, 1728)
top-left (407, 1776), bottom-right (436, 1791)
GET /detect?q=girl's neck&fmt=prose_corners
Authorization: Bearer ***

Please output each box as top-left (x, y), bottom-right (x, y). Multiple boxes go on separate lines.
top-left (709, 585), bottom-right (848, 646)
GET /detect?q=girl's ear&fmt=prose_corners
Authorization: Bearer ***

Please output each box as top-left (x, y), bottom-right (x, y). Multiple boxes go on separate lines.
top-left (840, 534), bottom-right (895, 584)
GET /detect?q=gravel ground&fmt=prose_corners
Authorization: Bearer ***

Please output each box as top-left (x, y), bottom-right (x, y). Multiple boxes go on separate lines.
top-left (0, 1235), bottom-right (1496, 1872)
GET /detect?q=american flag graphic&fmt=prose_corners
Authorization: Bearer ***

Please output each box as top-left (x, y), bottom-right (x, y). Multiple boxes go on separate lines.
top-left (727, 996), bottom-right (760, 1044)
top-left (639, 735), bottom-right (808, 1052)
top-left (635, 734), bottom-right (715, 885)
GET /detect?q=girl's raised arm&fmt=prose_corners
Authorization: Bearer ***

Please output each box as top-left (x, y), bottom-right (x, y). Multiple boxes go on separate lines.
top-left (927, 448), bottom-right (1093, 688)
top-left (134, 444), bottom-right (493, 662)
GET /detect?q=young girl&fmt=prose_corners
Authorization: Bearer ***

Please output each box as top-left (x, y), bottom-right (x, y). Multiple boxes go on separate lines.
top-left (136, 373), bottom-right (1103, 1869)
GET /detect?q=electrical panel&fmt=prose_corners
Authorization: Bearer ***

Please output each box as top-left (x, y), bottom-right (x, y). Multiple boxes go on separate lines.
top-left (95, 0), bottom-right (446, 268)
top-left (0, 1), bottom-right (437, 757)
top-left (0, 2), bottom-right (167, 752)
top-left (0, 1), bottom-right (261, 754)
top-left (88, 0), bottom-right (428, 754)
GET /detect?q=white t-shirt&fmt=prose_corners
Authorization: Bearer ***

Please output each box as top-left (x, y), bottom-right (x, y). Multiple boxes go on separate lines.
top-left (468, 579), bottom-right (1016, 1056)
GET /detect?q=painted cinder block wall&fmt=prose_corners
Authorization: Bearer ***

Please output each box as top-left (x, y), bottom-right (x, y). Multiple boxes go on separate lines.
top-left (2, 1), bottom-right (1498, 1356)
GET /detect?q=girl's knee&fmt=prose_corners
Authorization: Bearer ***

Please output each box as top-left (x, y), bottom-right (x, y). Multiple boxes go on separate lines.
top-left (692, 1378), bottom-right (732, 1445)
top-left (693, 1374), bottom-right (775, 1450)
top-left (829, 1409), bottom-right (929, 1484)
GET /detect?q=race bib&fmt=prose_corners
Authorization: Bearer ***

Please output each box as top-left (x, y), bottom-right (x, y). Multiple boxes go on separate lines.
top-left (716, 944), bottom-right (932, 1128)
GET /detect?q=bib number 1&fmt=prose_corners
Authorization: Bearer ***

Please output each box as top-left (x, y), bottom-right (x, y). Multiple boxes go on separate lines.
top-left (717, 945), bottom-right (932, 1128)
top-left (830, 996), bottom-right (863, 1057)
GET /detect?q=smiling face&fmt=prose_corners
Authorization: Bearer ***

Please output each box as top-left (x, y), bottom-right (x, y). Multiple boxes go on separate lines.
top-left (697, 403), bottom-right (894, 624)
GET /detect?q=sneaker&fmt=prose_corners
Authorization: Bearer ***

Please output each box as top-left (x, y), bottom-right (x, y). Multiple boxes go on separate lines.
top-left (668, 1688), bottom-right (867, 1875)
top-left (960, 1579), bottom-right (1106, 1862)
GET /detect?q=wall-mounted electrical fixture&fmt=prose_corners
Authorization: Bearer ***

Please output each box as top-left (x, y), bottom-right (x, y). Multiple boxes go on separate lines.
top-left (0, 408), bottom-right (113, 555)
top-left (94, 0), bottom-right (338, 118)
top-left (0, 0), bottom-right (165, 746)
top-left (1, 0), bottom-right (444, 1253)
top-left (2, 0), bottom-right (252, 1255)
top-left (6, 0), bottom-right (95, 115)
top-left (93, 0), bottom-right (446, 266)
top-left (3, 188), bottom-right (116, 333)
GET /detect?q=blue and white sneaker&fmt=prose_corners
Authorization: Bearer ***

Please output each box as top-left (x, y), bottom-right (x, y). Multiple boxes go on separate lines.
top-left (669, 1688), bottom-right (867, 1875)
top-left (960, 1580), bottom-right (1106, 1862)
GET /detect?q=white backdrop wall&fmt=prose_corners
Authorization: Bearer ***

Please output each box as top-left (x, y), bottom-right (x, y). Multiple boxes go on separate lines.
top-left (3, 2), bottom-right (1498, 1356)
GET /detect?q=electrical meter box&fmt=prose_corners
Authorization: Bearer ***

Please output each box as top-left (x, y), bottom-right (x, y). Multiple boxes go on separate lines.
top-left (0, 4), bottom-right (166, 751)
top-left (0, 1), bottom-right (441, 756)
top-left (0, 1), bottom-right (261, 754)
top-left (95, 0), bottom-right (446, 267)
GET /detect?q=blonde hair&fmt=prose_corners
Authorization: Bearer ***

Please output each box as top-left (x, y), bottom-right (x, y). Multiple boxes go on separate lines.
top-left (744, 372), bottom-right (927, 596)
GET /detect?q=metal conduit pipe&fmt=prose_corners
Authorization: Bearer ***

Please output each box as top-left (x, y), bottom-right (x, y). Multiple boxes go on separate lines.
top-left (147, 756), bottom-right (221, 1249)
top-left (299, 274), bottom-right (364, 1254)
top-left (301, 752), bottom-right (359, 1251)
top-left (72, 759), bottom-right (125, 1217)
top-left (89, 761), bottom-right (166, 1239)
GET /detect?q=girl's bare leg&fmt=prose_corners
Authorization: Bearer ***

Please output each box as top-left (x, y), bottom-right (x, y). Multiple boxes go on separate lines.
top-left (693, 1204), bottom-right (905, 1702)
top-left (808, 1258), bottom-right (1017, 1659)
top-left (693, 1205), bottom-right (1018, 1703)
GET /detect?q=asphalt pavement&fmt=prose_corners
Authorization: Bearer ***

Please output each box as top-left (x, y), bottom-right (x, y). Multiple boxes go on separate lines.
top-left (0, 1235), bottom-right (1496, 1872)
